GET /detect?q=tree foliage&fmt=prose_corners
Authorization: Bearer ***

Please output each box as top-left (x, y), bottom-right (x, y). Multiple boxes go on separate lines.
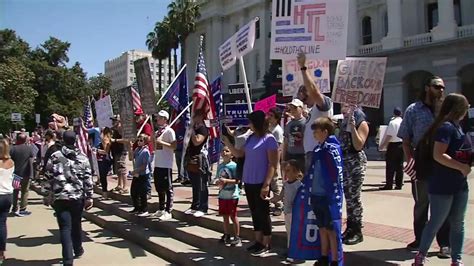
top-left (0, 29), bottom-right (111, 133)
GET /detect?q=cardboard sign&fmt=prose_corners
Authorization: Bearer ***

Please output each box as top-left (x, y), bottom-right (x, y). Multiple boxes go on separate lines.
top-left (255, 95), bottom-right (277, 114)
top-left (94, 95), bottom-right (114, 128)
top-left (283, 59), bottom-right (330, 97)
top-left (11, 113), bottom-right (21, 122)
top-left (332, 57), bottom-right (387, 108)
top-left (219, 18), bottom-right (257, 71)
top-left (35, 114), bottom-right (40, 124)
top-left (117, 86), bottom-right (137, 139)
top-left (270, 0), bottom-right (349, 60)
top-left (223, 83), bottom-right (253, 126)
top-left (134, 57), bottom-right (157, 114)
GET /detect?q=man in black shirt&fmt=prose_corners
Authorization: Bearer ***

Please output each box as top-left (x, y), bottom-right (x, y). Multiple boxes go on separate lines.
top-left (10, 133), bottom-right (35, 216)
top-left (110, 115), bottom-right (129, 193)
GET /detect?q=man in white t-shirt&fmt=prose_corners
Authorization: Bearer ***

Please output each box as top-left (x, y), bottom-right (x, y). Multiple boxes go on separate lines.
top-left (380, 107), bottom-right (404, 190)
top-left (296, 53), bottom-right (333, 172)
top-left (153, 110), bottom-right (177, 221)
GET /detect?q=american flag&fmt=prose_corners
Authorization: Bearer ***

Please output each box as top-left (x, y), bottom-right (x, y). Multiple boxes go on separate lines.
top-left (131, 86), bottom-right (143, 112)
top-left (12, 173), bottom-right (22, 190)
top-left (77, 99), bottom-right (92, 156)
top-left (83, 97), bottom-right (94, 128)
top-left (404, 158), bottom-right (417, 180)
top-left (192, 40), bottom-right (217, 138)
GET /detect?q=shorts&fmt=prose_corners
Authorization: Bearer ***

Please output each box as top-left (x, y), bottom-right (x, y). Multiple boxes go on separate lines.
top-left (311, 196), bottom-right (334, 230)
top-left (113, 153), bottom-right (128, 176)
top-left (218, 199), bottom-right (238, 216)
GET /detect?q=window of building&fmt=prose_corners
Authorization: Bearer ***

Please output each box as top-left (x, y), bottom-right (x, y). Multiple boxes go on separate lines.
top-left (130, 60), bottom-right (133, 65)
top-left (130, 77), bottom-right (133, 81)
top-left (427, 3), bottom-right (438, 30)
top-left (454, 0), bottom-right (462, 26)
top-left (362, 16), bottom-right (372, 45)
top-left (130, 68), bottom-right (133, 73)
top-left (256, 19), bottom-right (260, 39)
top-left (150, 62), bottom-right (154, 67)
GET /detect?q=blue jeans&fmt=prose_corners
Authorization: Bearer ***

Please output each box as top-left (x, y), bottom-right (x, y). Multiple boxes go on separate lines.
top-left (53, 199), bottom-right (85, 265)
top-left (419, 190), bottom-right (469, 262)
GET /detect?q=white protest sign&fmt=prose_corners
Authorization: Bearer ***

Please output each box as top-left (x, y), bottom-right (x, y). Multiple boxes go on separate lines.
top-left (94, 95), bottom-right (114, 128)
top-left (219, 18), bottom-right (257, 71)
top-left (270, 0), bottom-right (349, 60)
top-left (35, 114), bottom-right (41, 124)
top-left (282, 59), bottom-right (330, 97)
top-left (331, 57), bottom-right (387, 108)
top-left (11, 113), bottom-right (21, 122)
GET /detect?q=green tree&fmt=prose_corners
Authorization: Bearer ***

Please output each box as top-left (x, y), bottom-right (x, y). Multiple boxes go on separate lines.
top-left (0, 29), bottom-right (30, 63)
top-left (146, 21), bottom-right (170, 94)
top-left (167, 0), bottom-right (201, 68)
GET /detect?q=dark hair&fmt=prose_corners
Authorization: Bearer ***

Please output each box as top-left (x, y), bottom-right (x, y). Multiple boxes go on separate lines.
top-left (102, 127), bottom-right (112, 136)
top-left (248, 110), bottom-right (269, 137)
top-left (268, 107), bottom-right (282, 123)
top-left (44, 129), bottom-right (55, 139)
top-left (311, 117), bottom-right (335, 135)
top-left (420, 75), bottom-right (442, 100)
top-left (286, 159), bottom-right (304, 178)
top-left (16, 133), bottom-right (27, 144)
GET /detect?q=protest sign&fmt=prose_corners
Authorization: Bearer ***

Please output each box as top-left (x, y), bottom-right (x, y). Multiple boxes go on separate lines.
top-left (332, 57), bottom-right (387, 108)
top-left (255, 95), bottom-right (276, 114)
top-left (223, 83), bottom-right (253, 127)
top-left (270, 0), bottom-right (349, 60)
top-left (134, 57), bottom-right (157, 114)
top-left (283, 59), bottom-right (330, 97)
top-left (117, 86), bottom-right (137, 139)
top-left (94, 95), bottom-right (114, 128)
top-left (219, 18), bottom-right (258, 71)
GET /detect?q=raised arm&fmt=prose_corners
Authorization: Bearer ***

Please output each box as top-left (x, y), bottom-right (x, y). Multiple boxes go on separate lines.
top-left (297, 52), bottom-right (325, 108)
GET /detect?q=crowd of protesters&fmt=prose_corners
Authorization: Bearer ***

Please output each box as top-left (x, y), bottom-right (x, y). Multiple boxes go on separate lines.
top-left (0, 53), bottom-right (471, 266)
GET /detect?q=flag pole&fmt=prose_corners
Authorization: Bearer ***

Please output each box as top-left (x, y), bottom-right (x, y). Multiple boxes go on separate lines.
top-left (238, 56), bottom-right (253, 113)
top-left (168, 102), bottom-right (192, 128)
top-left (156, 64), bottom-right (188, 106)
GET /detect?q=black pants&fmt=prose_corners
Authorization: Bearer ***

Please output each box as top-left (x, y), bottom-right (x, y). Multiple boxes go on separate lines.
top-left (189, 171), bottom-right (208, 212)
top-left (385, 142), bottom-right (404, 188)
top-left (0, 194), bottom-right (12, 251)
top-left (412, 179), bottom-right (450, 247)
top-left (53, 199), bottom-right (84, 266)
top-left (245, 183), bottom-right (272, 236)
top-left (131, 174), bottom-right (149, 212)
top-left (98, 159), bottom-right (112, 193)
top-left (153, 167), bottom-right (174, 212)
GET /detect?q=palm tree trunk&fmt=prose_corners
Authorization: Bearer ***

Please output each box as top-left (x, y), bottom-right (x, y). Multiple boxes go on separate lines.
top-left (180, 40), bottom-right (185, 69)
top-left (173, 48), bottom-right (178, 76)
top-left (159, 59), bottom-right (163, 95)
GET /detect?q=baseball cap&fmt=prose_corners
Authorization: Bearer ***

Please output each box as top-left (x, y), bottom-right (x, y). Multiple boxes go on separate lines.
top-left (134, 108), bottom-right (144, 115)
top-left (157, 110), bottom-right (169, 120)
top-left (288, 98), bottom-right (304, 108)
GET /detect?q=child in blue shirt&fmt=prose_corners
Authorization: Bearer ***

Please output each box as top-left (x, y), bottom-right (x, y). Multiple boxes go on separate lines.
top-left (131, 134), bottom-right (151, 217)
top-left (310, 117), bottom-right (344, 266)
top-left (215, 145), bottom-right (240, 247)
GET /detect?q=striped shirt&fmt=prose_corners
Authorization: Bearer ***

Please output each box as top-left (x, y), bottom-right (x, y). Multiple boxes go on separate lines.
top-left (397, 101), bottom-right (435, 147)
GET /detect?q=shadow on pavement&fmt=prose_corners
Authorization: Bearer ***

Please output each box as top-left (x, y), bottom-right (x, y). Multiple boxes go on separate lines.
top-left (4, 258), bottom-right (59, 266)
top-left (348, 247), bottom-right (416, 263)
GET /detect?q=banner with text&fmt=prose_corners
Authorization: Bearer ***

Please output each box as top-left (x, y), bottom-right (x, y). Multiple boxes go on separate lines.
top-left (331, 57), bottom-right (387, 108)
top-left (219, 18), bottom-right (258, 71)
top-left (134, 57), bottom-right (158, 114)
top-left (223, 83), bottom-right (253, 127)
top-left (270, 0), bottom-right (349, 60)
top-left (94, 95), bottom-right (114, 128)
top-left (117, 86), bottom-right (137, 139)
top-left (283, 59), bottom-right (330, 97)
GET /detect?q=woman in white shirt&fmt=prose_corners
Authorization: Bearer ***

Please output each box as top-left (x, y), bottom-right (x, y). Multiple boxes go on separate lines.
top-left (0, 138), bottom-right (14, 263)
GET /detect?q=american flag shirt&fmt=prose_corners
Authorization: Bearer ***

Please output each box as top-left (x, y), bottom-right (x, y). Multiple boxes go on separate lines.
top-left (44, 146), bottom-right (93, 201)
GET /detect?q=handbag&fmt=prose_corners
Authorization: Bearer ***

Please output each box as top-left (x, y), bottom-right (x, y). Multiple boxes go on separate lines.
top-left (185, 154), bottom-right (201, 174)
top-left (12, 174), bottom-right (23, 190)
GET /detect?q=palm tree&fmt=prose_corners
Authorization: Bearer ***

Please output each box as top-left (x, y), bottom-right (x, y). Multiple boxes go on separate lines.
top-left (146, 21), bottom-right (170, 95)
top-left (167, 0), bottom-right (201, 68)
top-left (160, 16), bottom-right (178, 82)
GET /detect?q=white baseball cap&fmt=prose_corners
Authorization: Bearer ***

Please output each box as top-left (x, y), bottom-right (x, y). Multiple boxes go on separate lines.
top-left (157, 110), bottom-right (169, 120)
top-left (289, 98), bottom-right (304, 108)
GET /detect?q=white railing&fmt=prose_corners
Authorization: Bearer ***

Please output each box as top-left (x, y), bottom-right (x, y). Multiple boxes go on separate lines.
top-left (358, 43), bottom-right (383, 55)
top-left (403, 33), bottom-right (433, 47)
top-left (457, 24), bottom-right (474, 38)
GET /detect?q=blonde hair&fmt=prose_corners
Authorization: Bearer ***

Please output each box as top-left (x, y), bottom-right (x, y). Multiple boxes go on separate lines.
top-left (0, 139), bottom-right (10, 159)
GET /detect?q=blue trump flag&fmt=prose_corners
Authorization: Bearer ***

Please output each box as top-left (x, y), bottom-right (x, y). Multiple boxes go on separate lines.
top-left (166, 66), bottom-right (189, 151)
top-left (208, 75), bottom-right (222, 164)
top-left (288, 136), bottom-right (344, 265)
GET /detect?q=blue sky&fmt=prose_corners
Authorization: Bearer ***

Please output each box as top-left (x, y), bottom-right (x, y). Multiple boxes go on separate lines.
top-left (1, 0), bottom-right (171, 77)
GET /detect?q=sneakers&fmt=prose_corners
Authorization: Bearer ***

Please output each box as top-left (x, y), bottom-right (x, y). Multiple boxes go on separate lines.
top-left (193, 211), bottom-right (207, 217)
top-left (251, 244), bottom-right (270, 256)
top-left (272, 208), bottom-right (282, 216)
top-left (406, 240), bottom-right (419, 251)
top-left (159, 212), bottom-right (172, 221)
top-left (223, 234), bottom-right (232, 247)
top-left (153, 210), bottom-right (164, 218)
top-left (437, 246), bottom-right (451, 259)
top-left (74, 247), bottom-right (85, 258)
top-left (379, 185), bottom-right (392, 190)
top-left (184, 209), bottom-right (196, 215)
top-left (129, 208), bottom-right (139, 214)
top-left (412, 252), bottom-right (426, 266)
top-left (230, 236), bottom-right (242, 247)
top-left (219, 234), bottom-right (230, 243)
top-left (451, 261), bottom-right (464, 266)
top-left (246, 242), bottom-right (262, 252)
top-left (137, 211), bottom-right (149, 217)
top-left (15, 210), bottom-right (32, 217)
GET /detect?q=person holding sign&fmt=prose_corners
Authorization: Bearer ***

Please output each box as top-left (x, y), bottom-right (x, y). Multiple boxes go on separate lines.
top-left (296, 53), bottom-right (333, 172)
top-left (338, 104), bottom-right (369, 245)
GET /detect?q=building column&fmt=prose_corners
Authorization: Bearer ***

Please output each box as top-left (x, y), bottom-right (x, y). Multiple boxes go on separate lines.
top-left (346, 0), bottom-right (360, 56)
top-left (432, 0), bottom-right (457, 40)
top-left (381, 0), bottom-right (403, 50)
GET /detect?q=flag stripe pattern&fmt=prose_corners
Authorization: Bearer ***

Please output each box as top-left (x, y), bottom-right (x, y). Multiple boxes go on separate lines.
top-left (131, 86), bottom-right (143, 111)
top-left (83, 97), bottom-right (94, 128)
top-left (403, 158), bottom-right (416, 180)
top-left (12, 174), bottom-right (22, 189)
top-left (77, 100), bottom-right (92, 156)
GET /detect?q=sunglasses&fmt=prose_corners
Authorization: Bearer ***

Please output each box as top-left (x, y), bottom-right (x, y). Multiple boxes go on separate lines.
top-left (431, 85), bottom-right (445, 90)
top-left (137, 139), bottom-right (145, 142)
